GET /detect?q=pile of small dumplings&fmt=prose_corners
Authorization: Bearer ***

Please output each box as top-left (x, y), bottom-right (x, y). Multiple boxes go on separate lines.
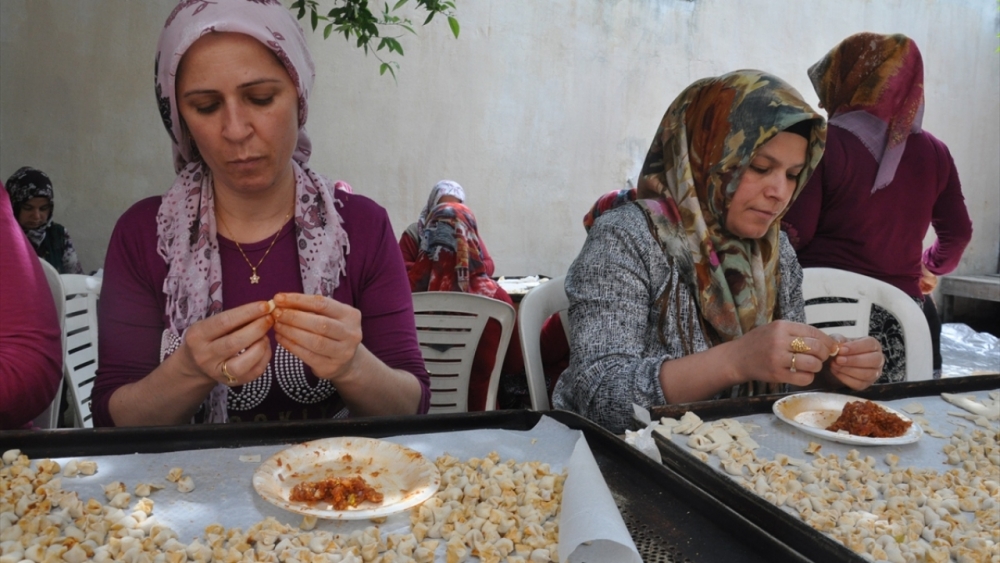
top-left (656, 411), bottom-right (1000, 563)
top-left (0, 448), bottom-right (564, 563)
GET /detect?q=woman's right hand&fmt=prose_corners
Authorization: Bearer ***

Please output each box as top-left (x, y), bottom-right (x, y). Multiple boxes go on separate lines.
top-left (728, 320), bottom-right (841, 387)
top-left (176, 301), bottom-right (274, 387)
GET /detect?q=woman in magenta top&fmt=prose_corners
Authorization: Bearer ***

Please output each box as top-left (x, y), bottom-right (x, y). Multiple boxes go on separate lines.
top-left (0, 186), bottom-right (63, 430)
top-left (92, 0), bottom-right (428, 426)
top-left (782, 33), bottom-right (972, 381)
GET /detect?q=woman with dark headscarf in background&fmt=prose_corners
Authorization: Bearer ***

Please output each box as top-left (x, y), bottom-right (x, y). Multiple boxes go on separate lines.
top-left (5, 166), bottom-right (84, 274)
top-left (782, 33), bottom-right (972, 381)
top-left (400, 180), bottom-right (495, 275)
top-left (553, 70), bottom-right (884, 434)
top-left (408, 202), bottom-right (524, 410)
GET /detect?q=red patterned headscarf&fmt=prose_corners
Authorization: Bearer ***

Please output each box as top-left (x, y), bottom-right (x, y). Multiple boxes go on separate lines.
top-left (408, 203), bottom-right (500, 299)
top-left (636, 70), bottom-right (826, 345)
top-left (808, 33), bottom-right (924, 193)
top-left (582, 188), bottom-right (637, 233)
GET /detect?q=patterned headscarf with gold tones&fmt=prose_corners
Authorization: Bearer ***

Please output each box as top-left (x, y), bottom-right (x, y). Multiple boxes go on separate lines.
top-left (808, 33), bottom-right (924, 193)
top-left (635, 70), bottom-right (826, 345)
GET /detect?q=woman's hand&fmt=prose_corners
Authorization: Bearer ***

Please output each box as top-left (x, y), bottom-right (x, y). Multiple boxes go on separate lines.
top-left (271, 293), bottom-right (363, 382)
top-left (919, 264), bottom-right (938, 295)
top-left (824, 335), bottom-right (883, 390)
top-left (729, 320), bottom-right (842, 387)
top-left (177, 301), bottom-right (275, 387)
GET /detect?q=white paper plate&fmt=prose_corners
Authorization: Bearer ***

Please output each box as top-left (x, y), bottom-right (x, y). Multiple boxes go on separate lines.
top-left (253, 437), bottom-right (440, 519)
top-left (496, 276), bottom-right (549, 295)
top-left (772, 393), bottom-right (922, 446)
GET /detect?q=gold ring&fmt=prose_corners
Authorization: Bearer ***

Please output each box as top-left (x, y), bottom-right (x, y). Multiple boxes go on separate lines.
top-left (790, 353), bottom-right (797, 373)
top-left (790, 337), bottom-right (811, 353)
top-left (222, 361), bottom-right (237, 385)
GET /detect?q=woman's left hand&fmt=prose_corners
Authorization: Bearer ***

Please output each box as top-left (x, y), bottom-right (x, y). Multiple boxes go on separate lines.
top-left (826, 335), bottom-right (883, 390)
top-left (271, 292), bottom-right (363, 382)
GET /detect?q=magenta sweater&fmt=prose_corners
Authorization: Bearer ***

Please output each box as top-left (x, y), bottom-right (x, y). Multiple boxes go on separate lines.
top-left (0, 188), bottom-right (63, 429)
top-left (93, 190), bottom-right (429, 426)
top-left (782, 126), bottom-right (972, 298)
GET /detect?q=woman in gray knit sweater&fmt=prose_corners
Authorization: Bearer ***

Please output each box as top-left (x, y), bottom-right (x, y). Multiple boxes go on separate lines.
top-left (552, 71), bottom-right (884, 433)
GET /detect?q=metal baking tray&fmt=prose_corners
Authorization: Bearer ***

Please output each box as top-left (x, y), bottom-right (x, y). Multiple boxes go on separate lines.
top-left (643, 374), bottom-right (1000, 563)
top-left (1, 409), bottom-right (812, 562)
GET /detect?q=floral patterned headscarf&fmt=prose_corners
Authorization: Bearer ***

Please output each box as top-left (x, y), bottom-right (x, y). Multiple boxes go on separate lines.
top-left (582, 187), bottom-right (637, 233)
top-left (408, 203), bottom-right (500, 299)
top-left (635, 70), bottom-right (826, 345)
top-left (154, 0), bottom-right (350, 422)
top-left (809, 33), bottom-right (924, 193)
top-left (4, 166), bottom-right (55, 248)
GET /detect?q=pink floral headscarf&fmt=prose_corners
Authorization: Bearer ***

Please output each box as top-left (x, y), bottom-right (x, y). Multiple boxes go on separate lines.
top-left (154, 0), bottom-right (350, 422)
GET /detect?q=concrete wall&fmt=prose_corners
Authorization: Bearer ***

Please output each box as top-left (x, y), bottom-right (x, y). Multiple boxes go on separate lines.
top-left (2, 0), bottom-right (998, 280)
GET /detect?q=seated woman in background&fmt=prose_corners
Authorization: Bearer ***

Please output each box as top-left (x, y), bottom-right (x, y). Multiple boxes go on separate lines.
top-left (5, 166), bottom-right (84, 274)
top-left (399, 180), bottom-right (495, 275)
top-left (92, 0), bottom-right (428, 426)
top-left (408, 202), bottom-right (524, 411)
top-left (0, 186), bottom-right (63, 430)
top-left (782, 33), bottom-right (972, 381)
top-left (553, 70), bottom-right (884, 433)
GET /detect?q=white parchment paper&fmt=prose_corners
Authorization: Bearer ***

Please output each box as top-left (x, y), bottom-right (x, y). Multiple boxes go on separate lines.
top-left (45, 415), bottom-right (640, 563)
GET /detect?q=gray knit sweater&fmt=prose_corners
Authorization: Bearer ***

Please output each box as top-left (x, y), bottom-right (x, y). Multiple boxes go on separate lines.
top-left (552, 203), bottom-right (805, 433)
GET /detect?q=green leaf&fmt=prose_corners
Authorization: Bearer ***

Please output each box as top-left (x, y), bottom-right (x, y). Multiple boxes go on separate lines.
top-left (402, 23), bottom-right (415, 34)
top-left (380, 62), bottom-right (389, 75)
top-left (423, 11), bottom-right (435, 25)
top-left (310, 9), bottom-right (319, 31)
top-left (387, 37), bottom-right (403, 55)
top-left (448, 16), bottom-right (460, 38)
top-left (393, 0), bottom-right (408, 10)
top-left (323, 23), bottom-right (334, 39)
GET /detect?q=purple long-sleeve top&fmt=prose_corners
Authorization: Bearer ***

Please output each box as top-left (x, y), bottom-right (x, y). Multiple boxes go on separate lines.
top-left (0, 187), bottom-right (63, 429)
top-left (93, 190), bottom-right (429, 426)
top-left (782, 126), bottom-right (972, 298)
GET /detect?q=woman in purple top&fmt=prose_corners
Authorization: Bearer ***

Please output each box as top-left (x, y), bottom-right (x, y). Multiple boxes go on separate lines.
top-left (93, 0), bottom-right (429, 426)
top-left (0, 186), bottom-right (63, 430)
top-left (782, 33), bottom-right (972, 381)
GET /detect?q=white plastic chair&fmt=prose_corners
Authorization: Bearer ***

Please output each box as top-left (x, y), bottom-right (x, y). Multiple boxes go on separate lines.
top-left (33, 259), bottom-right (65, 429)
top-left (59, 274), bottom-right (102, 427)
top-left (517, 275), bottom-right (570, 410)
top-left (412, 292), bottom-right (515, 413)
top-left (801, 267), bottom-right (933, 381)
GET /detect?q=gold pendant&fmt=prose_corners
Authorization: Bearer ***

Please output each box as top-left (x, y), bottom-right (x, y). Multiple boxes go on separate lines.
top-left (250, 268), bottom-right (260, 284)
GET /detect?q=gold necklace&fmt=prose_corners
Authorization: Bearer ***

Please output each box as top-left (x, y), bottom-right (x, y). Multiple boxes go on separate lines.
top-left (217, 210), bottom-right (291, 284)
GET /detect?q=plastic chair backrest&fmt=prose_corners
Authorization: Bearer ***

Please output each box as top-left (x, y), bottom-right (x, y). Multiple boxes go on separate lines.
top-left (32, 259), bottom-right (65, 429)
top-left (60, 274), bottom-right (102, 427)
top-left (412, 292), bottom-right (515, 413)
top-left (517, 275), bottom-right (569, 410)
top-left (801, 267), bottom-right (933, 381)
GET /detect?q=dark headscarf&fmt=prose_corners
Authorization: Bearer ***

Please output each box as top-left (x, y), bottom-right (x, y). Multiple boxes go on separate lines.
top-left (5, 167), bottom-right (55, 247)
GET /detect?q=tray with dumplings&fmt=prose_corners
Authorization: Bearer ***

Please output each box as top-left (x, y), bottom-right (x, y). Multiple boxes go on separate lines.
top-left (0, 410), bottom-right (821, 563)
top-left (640, 374), bottom-right (1000, 563)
